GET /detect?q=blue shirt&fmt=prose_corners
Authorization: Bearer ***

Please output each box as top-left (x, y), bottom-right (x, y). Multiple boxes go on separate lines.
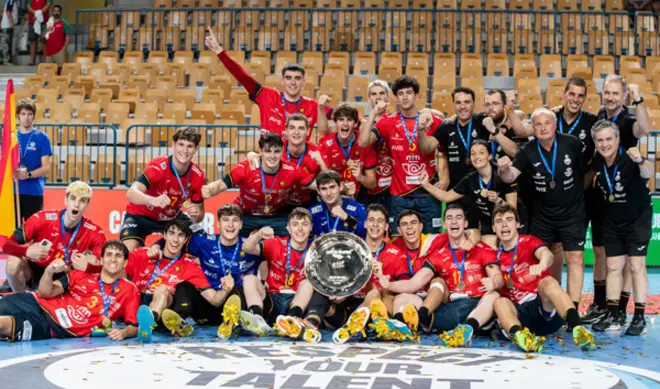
top-left (187, 232), bottom-right (263, 289)
top-left (309, 198), bottom-right (367, 237)
top-left (17, 129), bottom-right (52, 196)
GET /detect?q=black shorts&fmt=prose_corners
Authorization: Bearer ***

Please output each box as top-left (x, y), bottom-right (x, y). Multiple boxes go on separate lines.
top-left (0, 293), bottom-right (66, 341)
top-left (431, 298), bottom-right (480, 333)
top-left (263, 292), bottom-right (295, 324)
top-left (120, 212), bottom-right (191, 246)
top-left (240, 214), bottom-right (289, 238)
top-left (140, 292), bottom-right (154, 306)
top-left (172, 282), bottom-right (246, 325)
top-left (26, 260), bottom-right (64, 290)
top-left (584, 188), bottom-right (604, 247)
top-left (602, 206), bottom-right (652, 257)
top-left (18, 195), bottom-right (43, 223)
top-left (530, 212), bottom-right (586, 252)
top-left (28, 23), bottom-right (46, 42)
top-left (516, 295), bottom-right (565, 336)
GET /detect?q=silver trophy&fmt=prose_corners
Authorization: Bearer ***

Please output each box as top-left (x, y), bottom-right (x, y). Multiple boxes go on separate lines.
top-left (304, 231), bottom-right (372, 297)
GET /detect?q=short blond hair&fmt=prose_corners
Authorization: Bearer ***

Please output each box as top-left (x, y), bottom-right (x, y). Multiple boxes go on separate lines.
top-left (66, 181), bottom-right (92, 199)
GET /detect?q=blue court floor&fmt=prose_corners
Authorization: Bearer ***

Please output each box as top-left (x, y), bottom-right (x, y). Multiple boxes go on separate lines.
top-left (1, 270), bottom-right (659, 389)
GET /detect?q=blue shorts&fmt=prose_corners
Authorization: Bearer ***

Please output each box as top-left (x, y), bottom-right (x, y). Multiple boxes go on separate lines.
top-left (431, 298), bottom-right (480, 332)
top-left (390, 193), bottom-right (443, 235)
top-left (264, 292), bottom-right (295, 324)
top-left (0, 293), bottom-right (68, 341)
top-left (516, 296), bottom-right (565, 336)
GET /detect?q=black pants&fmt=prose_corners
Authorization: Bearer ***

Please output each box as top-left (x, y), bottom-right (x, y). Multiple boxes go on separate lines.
top-left (306, 291), bottom-right (362, 329)
top-left (172, 282), bottom-right (245, 326)
top-left (17, 195), bottom-right (43, 224)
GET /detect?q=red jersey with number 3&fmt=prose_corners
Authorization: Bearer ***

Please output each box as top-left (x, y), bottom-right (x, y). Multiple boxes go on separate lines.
top-left (261, 237), bottom-right (307, 293)
top-left (125, 248), bottom-right (211, 294)
top-left (282, 142), bottom-right (323, 206)
top-left (424, 242), bottom-right (494, 298)
top-left (14, 209), bottom-right (106, 271)
top-left (373, 114), bottom-right (442, 196)
top-left (228, 160), bottom-right (315, 215)
top-left (318, 132), bottom-right (377, 196)
top-left (36, 270), bottom-right (140, 337)
top-left (126, 155), bottom-right (205, 222)
top-left (254, 87), bottom-right (320, 141)
top-left (485, 235), bottom-right (549, 304)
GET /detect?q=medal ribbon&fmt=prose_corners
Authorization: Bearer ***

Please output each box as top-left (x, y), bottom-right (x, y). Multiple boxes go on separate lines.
top-left (282, 92), bottom-right (302, 120)
top-left (286, 143), bottom-right (307, 168)
top-left (399, 111), bottom-right (419, 150)
top-left (456, 119), bottom-right (473, 156)
top-left (603, 147), bottom-right (623, 198)
top-left (146, 253), bottom-right (182, 288)
top-left (218, 238), bottom-right (241, 276)
top-left (260, 166), bottom-right (281, 205)
top-left (18, 130), bottom-right (35, 164)
top-left (536, 137), bottom-right (557, 184)
top-left (448, 244), bottom-right (466, 284)
top-left (496, 236), bottom-right (520, 281)
top-left (406, 250), bottom-right (418, 276)
top-left (373, 242), bottom-right (385, 261)
top-left (478, 173), bottom-right (492, 191)
top-left (337, 133), bottom-right (355, 161)
top-left (60, 212), bottom-right (82, 265)
top-left (559, 110), bottom-right (583, 135)
top-left (98, 277), bottom-right (120, 317)
top-left (324, 205), bottom-right (341, 233)
top-left (602, 108), bottom-right (622, 123)
top-left (286, 240), bottom-right (308, 287)
top-left (170, 158), bottom-right (192, 200)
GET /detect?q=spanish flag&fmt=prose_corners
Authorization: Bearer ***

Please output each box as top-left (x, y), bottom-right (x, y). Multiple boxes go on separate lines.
top-left (0, 79), bottom-right (18, 237)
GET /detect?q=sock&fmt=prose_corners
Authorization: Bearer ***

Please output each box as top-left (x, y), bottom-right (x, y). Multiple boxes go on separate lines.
top-left (152, 310), bottom-right (160, 323)
top-left (249, 305), bottom-right (263, 317)
top-left (306, 316), bottom-right (321, 328)
top-left (289, 305), bottom-right (303, 318)
top-left (564, 308), bottom-right (582, 329)
top-left (509, 324), bottom-right (522, 337)
top-left (393, 312), bottom-right (404, 322)
top-left (619, 292), bottom-right (631, 314)
top-left (634, 302), bottom-right (646, 318)
top-left (418, 307), bottom-right (432, 329)
top-left (593, 280), bottom-right (606, 308)
top-left (573, 301), bottom-right (580, 310)
top-left (465, 317), bottom-right (480, 331)
top-left (606, 299), bottom-right (619, 316)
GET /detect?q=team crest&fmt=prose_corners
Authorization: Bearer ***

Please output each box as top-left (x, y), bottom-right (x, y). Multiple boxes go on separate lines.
top-left (240, 251), bottom-right (245, 257)
top-left (579, 131), bottom-right (586, 140)
top-left (564, 154), bottom-right (571, 165)
top-left (565, 167), bottom-right (573, 177)
top-left (175, 266), bottom-right (181, 272)
top-left (122, 230), bottom-right (129, 236)
top-left (280, 181), bottom-right (285, 186)
top-left (471, 130), bottom-right (477, 138)
top-left (615, 182), bottom-right (624, 192)
top-left (356, 151), bottom-right (360, 156)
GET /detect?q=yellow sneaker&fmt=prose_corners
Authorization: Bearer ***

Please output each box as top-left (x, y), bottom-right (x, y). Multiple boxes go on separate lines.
top-left (573, 325), bottom-right (595, 351)
top-left (299, 319), bottom-right (322, 344)
top-left (274, 315), bottom-right (304, 339)
top-left (402, 304), bottom-right (419, 333)
top-left (438, 324), bottom-right (474, 348)
top-left (333, 307), bottom-right (370, 344)
top-left (513, 327), bottom-right (546, 353)
top-left (161, 309), bottom-right (194, 337)
top-left (370, 299), bottom-right (389, 321)
top-left (217, 295), bottom-right (241, 339)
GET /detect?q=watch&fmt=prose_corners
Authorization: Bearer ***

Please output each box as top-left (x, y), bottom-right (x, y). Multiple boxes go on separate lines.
top-left (27, 172), bottom-right (32, 178)
top-left (632, 97), bottom-right (644, 106)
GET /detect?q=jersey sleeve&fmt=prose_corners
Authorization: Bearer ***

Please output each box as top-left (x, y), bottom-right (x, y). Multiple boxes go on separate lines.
top-left (573, 137), bottom-right (589, 175)
top-left (478, 245), bottom-right (498, 267)
top-left (372, 116), bottom-right (390, 141)
top-left (228, 162), bottom-right (249, 187)
top-left (294, 165), bottom-right (316, 187)
top-left (119, 284), bottom-right (140, 326)
top-left (361, 144), bottom-right (378, 170)
top-left (260, 237), bottom-right (281, 260)
top-left (527, 236), bottom-right (547, 257)
top-left (124, 250), bottom-right (143, 279)
top-left (189, 167), bottom-right (206, 204)
top-left (39, 132), bottom-right (53, 157)
top-left (14, 212), bottom-right (41, 244)
top-left (185, 262), bottom-right (212, 291)
top-left (217, 51), bottom-right (259, 96)
top-left (86, 229), bottom-right (107, 274)
top-left (452, 175), bottom-right (471, 196)
top-left (62, 19), bottom-right (71, 35)
top-left (138, 160), bottom-right (165, 188)
top-left (351, 203), bottom-right (367, 237)
top-left (512, 148), bottom-right (529, 173)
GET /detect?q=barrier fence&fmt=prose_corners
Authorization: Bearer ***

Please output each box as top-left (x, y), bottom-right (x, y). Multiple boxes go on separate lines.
top-left (74, 8), bottom-right (658, 57)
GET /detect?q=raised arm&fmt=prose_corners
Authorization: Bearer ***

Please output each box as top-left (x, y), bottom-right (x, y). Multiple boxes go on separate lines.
top-left (358, 101), bottom-right (387, 147)
top-left (37, 260), bottom-right (69, 298)
top-left (497, 156), bottom-right (521, 184)
top-left (206, 27), bottom-right (259, 96)
top-left (628, 84), bottom-right (651, 139)
top-left (242, 227), bottom-right (274, 256)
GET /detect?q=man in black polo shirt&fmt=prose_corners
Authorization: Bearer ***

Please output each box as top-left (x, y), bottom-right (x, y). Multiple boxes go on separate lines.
top-left (484, 89), bottom-right (528, 163)
top-left (589, 120), bottom-right (651, 336)
top-left (498, 107), bottom-right (587, 311)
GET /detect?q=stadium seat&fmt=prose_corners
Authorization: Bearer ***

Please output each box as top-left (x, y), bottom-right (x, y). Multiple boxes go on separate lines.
top-left (93, 154), bottom-right (120, 184)
top-left (593, 55), bottom-right (615, 79)
top-left (431, 91), bottom-right (454, 116)
top-left (347, 76), bottom-right (371, 102)
top-left (566, 55), bottom-right (589, 78)
top-left (354, 52), bottom-right (376, 75)
top-left (518, 94), bottom-right (543, 115)
top-left (274, 51), bottom-right (298, 75)
top-left (460, 53), bottom-right (482, 77)
top-left (37, 63), bottom-right (58, 78)
top-left (161, 103), bottom-right (187, 123)
top-left (539, 54), bottom-right (562, 77)
top-left (583, 94), bottom-right (602, 115)
top-left (192, 103), bottom-right (218, 124)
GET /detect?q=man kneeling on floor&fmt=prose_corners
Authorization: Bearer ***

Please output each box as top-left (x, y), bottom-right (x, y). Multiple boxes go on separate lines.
top-left (0, 240), bottom-right (140, 341)
top-left (484, 204), bottom-right (595, 352)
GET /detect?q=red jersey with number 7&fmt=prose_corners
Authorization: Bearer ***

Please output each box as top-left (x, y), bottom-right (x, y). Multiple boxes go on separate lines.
top-left (126, 155), bottom-right (205, 222)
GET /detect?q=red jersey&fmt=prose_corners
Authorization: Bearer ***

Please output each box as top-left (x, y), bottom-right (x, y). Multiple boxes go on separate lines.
top-left (126, 155), bottom-right (205, 222)
top-left (125, 248), bottom-right (211, 294)
top-left (254, 86), bottom-right (320, 141)
top-left (36, 270), bottom-right (140, 337)
top-left (486, 235), bottom-right (549, 304)
top-left (45, 19), bottom-right (70, 56)
top-left (391, 233), bottom-right (448, 260)
top-left (15, 209), bottom-right (106, 272)
top-left (371, 242), bottom-right (408, 289)
top-left (424, 242), bottom-right (495, 299)
top-left (28, 0), bottom-right (50, 24)
top-left (282, 141), bottom-right (322, 206)
top-left (261, 237), bottom-right (308, 294)
top-left (318, 132), bottom-right (377, 197)
top-left (369, 138), bottom-right (394, 195)
top-left (373, 113), bottom-right (443, 196)
top-left (227, 160), bottom-right (315, 215)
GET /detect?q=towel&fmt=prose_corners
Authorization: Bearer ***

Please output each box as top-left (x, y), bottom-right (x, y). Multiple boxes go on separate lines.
top-left (34, 10), bottom-right (43, 35)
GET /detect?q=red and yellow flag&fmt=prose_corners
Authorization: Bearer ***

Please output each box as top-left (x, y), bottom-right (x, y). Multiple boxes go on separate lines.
top-left (0, 79), bottom-right (18, 236)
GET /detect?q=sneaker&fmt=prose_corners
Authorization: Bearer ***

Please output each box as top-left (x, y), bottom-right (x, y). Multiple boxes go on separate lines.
top-left (438, 324), bottom-right (474, 348)
top-left (378, 318), bottom-right (415, 341)
top-left (161, 309), bottom-right (194, 337)
top-left (513, 327), bottom-right (546, 353)
top-left (240, 310), bottom-right (272, 337)
top-left (572, 325), bottom-right (595, 351)
top-left (299, 319), bottom-right (322, 344)
top-left (624, 315), bottom-right (647, 336)
top-left (402, 304), bottom-right (419, 333)
top-left (0, 280), bottom-right (12, 293)
top-left (592, 311), bottom-right (621, 332)
top-left (274, 315), bottom-right (304, 339)
top-left (137, 305), bottom-right (156, 343)
top-left (217, 295), bottom-right (241, 339)
top-left (333, 307), bottom-right (370, 344)
top-left (370, 299), bottom-right (389, 321)
top-left (581, 304), bottom-right (607, 324)
top-left (617, 310), bottom-right (628, 327)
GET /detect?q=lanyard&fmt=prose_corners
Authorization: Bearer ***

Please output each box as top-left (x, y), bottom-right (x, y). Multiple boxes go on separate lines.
top-left (286, 240), bottom-right (307, 283)
top-left (337, 133), bottom-right (355, 161)
top-left (496, 236), bottom-right (520, 278)
top-left (602, 108), bottom-right (622, 123)
top-left (170, 158), bottom-right (192, 200)
top-left (60, 212), bottom-right (82, 265)
top-left (490, 140), bottom-right (497, 157)
top-left (324, 205), bottom-right (341, 233)
top-left (603, 147), bottom-right (623, 196)
top-left (373, 242), bottom-right (385, 260)
top-left (448, 244), bottom-right (465, 281)
top-left (98, 277), bottom-right (120, 317)
top-left (536, 137), bottom-right (557, 182)
top-left (260, 166), bottom-right (281, 201)
top-left (456, 119), bottom-right (473, 154)
top-left (559, 110), bottom-right (583, 135)
top-left (406, 250), bottom-right (418, 276)
top-left (399, 111), bottom-right (419, 150)
top-left (286, 143), bottom-right (307, 168)
top-left (282, 93), bottom-right (302, 120)
top-left (478, 174), bottom-right (492, 191)
top-left (218, 238), bottom-right (240, 276)
top-left (18, 130), bottom-right (35, 164)
top-left (146, 253), bottom-right (182, 288)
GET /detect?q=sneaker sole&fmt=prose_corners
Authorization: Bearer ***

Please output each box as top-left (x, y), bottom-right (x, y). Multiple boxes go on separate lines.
top-left (218, 295), bottom-right (241, 339)
top-left (136, 305), bottom-right (155, 343)
top-left (162, 309), bottom-right (194, 337)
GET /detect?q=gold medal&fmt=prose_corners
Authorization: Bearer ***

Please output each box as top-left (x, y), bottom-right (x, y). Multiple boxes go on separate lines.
top-left (265, 194), bottom-right (272, 201)
top-left (264, 205), bottom-right (271, 214)
top-left (456, 281), bottom-right (466, 291)
top-left (287, 273), bottom-right (295, 287)
top-left (409, 143), bottom-right (417, 152)
top-left (102, 317), bottom-right (112, 329)
top-left (549, 180), bottom-right (556, 189)
top-left (480, 189), bottom-right (488, 197)
top-left (608, 194), bottom-right (615, 203)
top-left (346, 159), bottom-right (355, 167)
top-left (506, 279), bottom-right (515, 289)
top-left (182, 199), bottom-right (191, 208)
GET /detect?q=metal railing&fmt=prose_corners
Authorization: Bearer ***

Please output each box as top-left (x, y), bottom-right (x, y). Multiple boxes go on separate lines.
top-left (74, 8), bottom-right (657, 57)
